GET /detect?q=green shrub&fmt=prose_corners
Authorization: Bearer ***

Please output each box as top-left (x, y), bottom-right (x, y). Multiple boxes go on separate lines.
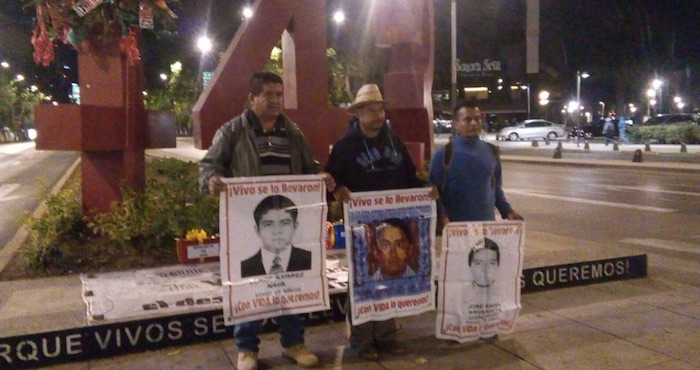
top-left (22, 158), bottom-right (218, 272)
top-left (628, 124), bottom-right (700, 144)
top-left (89, 158), bottom-right (218, 249)
top-left (22, 178), bottom-right (87, 270)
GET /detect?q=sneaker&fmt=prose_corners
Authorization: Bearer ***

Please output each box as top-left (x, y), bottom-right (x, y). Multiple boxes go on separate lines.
top-left (237, 351), bottom-right (258, 370)
top-left (283, 344), bottom-right (319, 368)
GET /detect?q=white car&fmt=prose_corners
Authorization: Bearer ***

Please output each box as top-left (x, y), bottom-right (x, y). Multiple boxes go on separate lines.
top-left (497, 119), bottom-right (567, 141)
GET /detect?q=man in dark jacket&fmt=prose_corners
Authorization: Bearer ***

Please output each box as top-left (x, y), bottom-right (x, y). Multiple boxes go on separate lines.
top-left (325, 84), bottom-right (432, 360)
top-left (199, 71), bottom-right (335, 370)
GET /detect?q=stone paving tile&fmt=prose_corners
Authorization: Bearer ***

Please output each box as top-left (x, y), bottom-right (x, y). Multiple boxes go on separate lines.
top-left (542, 297), bottom-right (656, 323)
top-left (44, 361), bottom-right (89, 369)
top-left (218, 322), bottom-right (365, 370)
top-left (510, 306), bottom-right (571, 333)
top-left (663, 300), bottom-right (700, 320)
top-left (522, 285), bottom-right (658, 322)
top-left (88, 341), bottom-right (234, 370)
top-left (379, 342), bottom-right (539, 370)
top-left (496, 322), bottom-right (674, 370)
top-left (576, 307), bottom-right (700, 366)
top-left (591, 279), bottom-right (699, 308)
top-left (0, 309), bottom-right (86, 337)
top-left (636, 359), bottom-right (700, 370)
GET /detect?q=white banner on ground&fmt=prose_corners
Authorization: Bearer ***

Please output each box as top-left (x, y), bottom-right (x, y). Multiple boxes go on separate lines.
top-left (81, 257), bottom-right (349, 325)
top-left (220, 175), bottom-right (329, 325)
top-left (81, 263), bottom-right (222, 324)
top-left (344, 188), bottom-right (436, 325)
top-left (436, 221), bottom-right (525, 343)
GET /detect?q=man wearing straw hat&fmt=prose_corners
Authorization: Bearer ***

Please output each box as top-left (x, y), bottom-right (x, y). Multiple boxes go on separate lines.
top-left (325, 83), bottom-right (435, 360)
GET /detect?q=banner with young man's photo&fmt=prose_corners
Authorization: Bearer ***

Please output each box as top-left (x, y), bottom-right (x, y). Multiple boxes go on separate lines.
top-left (220, 175), bottom-right (329, 325)
top-left (436, 221), bottom-right (525, 343)
top-left (344, 188), bottom-right (436, 325)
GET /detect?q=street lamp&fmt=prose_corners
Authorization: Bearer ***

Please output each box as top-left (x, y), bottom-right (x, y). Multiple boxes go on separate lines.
top-left (333, 10), bottom-right (345, 24)
top-left (538, 90), bottom-right (550, 106)
top-left (652, 79), bottom-right (662, 113)
top-left (646, 88), bottom-right (656, 116)
top-left (15, 74), bottom-right (24, 82)
top-left (520, 85), bottom-right (530, 118)
top-left (196, 36), bottom-right (212, 54)
top-left (1, 61), bottom-right (8, 69)
top-left (599, 101), bottom-right (605, 116)
top-left (575, 71), bottom-right (589, 146)
top-left (242, 7), bottom-right (253, 19)
top-left (159, 73), bottom-right (167, 81)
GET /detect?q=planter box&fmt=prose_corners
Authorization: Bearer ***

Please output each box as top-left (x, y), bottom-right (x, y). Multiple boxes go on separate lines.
top-left (176, 237), bottom-right (220, 264)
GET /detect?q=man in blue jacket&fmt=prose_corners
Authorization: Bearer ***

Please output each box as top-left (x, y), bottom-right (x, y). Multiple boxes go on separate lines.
top-left (429, 101), bottom-right (523, 224)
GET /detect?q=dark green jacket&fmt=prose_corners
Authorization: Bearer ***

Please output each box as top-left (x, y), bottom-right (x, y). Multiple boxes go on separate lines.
top-left (199, 110), bottom-right (320, 193)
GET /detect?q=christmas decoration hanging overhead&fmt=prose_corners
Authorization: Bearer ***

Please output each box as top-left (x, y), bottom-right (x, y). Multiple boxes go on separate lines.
top-left (25, 0), bottom-right (179, 66)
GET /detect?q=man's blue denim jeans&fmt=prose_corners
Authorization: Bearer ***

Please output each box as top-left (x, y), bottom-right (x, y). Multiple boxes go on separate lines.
top-left (234, 314), bottom-right (305, 352)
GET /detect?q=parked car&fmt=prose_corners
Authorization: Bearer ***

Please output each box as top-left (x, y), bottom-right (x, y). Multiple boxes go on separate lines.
top-left (642, 113), bottom-right (699, 126)
top-left (497, 119), bottom-right (567, 141)
top-left (433, 113), bottom-right (453, 134)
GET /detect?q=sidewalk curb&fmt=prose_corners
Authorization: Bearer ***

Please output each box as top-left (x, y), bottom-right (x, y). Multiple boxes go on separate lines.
top-left (0, 157), bottom-right (81, 275)
top-left (500, 155), bottom-right (700, 174)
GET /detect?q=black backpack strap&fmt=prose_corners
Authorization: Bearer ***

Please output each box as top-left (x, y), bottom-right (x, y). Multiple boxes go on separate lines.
top-left (487, 143), bottom-right (500, 190)
top-left (441, 141), bottom-right (500, 192)
top-left (441, 141), bottom-right (453, 193)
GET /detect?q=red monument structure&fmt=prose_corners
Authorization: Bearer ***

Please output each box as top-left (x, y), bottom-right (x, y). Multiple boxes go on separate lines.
top-left (34, 39), bottom-right (175, 214)
top-left (193, 0), bottom-right (435, 165)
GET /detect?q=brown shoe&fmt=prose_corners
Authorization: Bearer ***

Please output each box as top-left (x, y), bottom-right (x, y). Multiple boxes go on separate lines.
top-left (237, 351), bottom-right (258, 370)
top-left (283, 344), bottom-right (319, 368)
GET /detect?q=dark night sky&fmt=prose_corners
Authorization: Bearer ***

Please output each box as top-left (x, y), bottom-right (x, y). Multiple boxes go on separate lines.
top-left (1, 0), bottom-right (699, 110)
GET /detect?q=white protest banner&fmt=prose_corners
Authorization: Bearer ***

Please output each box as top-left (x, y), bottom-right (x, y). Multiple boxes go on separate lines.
top-left (344, 188), bottom-right (436, 325)
top-left (436, 221), bottom-right (525, 342)
top-left (81, 263), bottom-right (222, 324)
top-left (220, 175), bottom-right (329, 325)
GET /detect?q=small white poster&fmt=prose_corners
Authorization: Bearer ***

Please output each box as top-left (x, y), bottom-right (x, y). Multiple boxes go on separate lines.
top-left (436, 221), bottom-right (525, 342)
top-left (220, 175), bottom-right (329, 325)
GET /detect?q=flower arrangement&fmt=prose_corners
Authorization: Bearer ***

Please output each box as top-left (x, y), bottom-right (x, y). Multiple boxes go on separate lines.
top-left (185, 228), bottom-right (208, 244)
top-left (177, 228), bottom-right (220, 264)
top-left (25, 0), bottom-right (179, 66)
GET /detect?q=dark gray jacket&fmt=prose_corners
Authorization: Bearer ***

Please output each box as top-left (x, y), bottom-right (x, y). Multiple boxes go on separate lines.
top-left (199, 110), bottom-right (320, 193)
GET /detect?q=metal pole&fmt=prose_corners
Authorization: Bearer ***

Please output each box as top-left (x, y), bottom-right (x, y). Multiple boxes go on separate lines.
top-left (575, 71), bottom-right (581, 146)
top-left (451, 0), bottom-right (457, 110)
top-left (527, 85), bottom-right (531, 118)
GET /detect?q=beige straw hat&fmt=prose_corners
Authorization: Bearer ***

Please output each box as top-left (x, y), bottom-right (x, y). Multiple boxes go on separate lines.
top-left (346, 84), bottom-right (388, 114)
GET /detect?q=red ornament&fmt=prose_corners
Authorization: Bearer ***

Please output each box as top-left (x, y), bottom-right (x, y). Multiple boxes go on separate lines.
top-left (119, 28), bottom-right (141, 66)
top-left (31, 24), bottom-right (55, 67)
